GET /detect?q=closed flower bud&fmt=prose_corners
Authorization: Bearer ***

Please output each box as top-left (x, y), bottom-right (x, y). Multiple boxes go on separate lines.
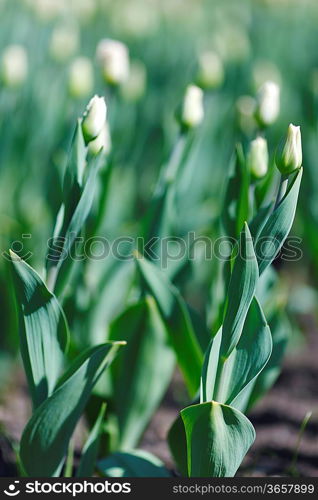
top-left (197, 51), bottom-right (224, 90)
top-left (50, 23), bottom-right (79, 63)
top-left (247, 137), bottom-right (268, 178)
top-left (88, 122), bottom-right (111, 156)
top-left (69, 57), bottom-right (94, 98)
top-left (96, 39), bottom-right (129, 85)
top-left (82, 95), bottom-right (107, 143)
top-left (181, 84), bottom-right (204, 128)
top-left (1, 45), bottom-right (28, 88)
top-left (276, 124), bottom-right (302, 175)
top-left (255, 80), bottom-right (280, 127)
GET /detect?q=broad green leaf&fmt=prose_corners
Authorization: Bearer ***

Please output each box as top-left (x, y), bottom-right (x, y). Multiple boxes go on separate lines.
top-left (222, 145), bottom-right (250, 239)
top-left (246, 310), bottom-right (289, 411)
top-left (255, 168), bottom-right (302, 275)
top-left (98, 450), bottom-right (170, 477)
top-left (135, 254), bottom-right (203, 396)
top-left (20, 342), bottom-right (125, 477)
top-left (201, 299), bottom-right (271, 409)
top-left (222, 298), bottom-right (272, 409)
top-left (181, 401), bottom-right (255, 477)
top-left (109, 297), bottom-right (175, 449)
top-left (167, 414), bottom-right (188, 476)
top-left (9, 251), bottom-right (69, 409)
top-left (220, 223), bottom-right (258, 359)
top-left (76, 403), bottom-right (107, 477)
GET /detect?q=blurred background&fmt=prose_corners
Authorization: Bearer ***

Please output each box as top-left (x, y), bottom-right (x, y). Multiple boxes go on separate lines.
top-left (0, 0), bottom-right (318, 476)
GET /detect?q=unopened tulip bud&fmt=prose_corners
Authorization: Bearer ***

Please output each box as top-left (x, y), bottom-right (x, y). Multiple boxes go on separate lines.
top-left (181, 84), bottom-right (204, 129)
top-left (88, 122), bottom-right (111, 156)
top-left (82, 95), bottom-right (107, 143)
top-left (276, 124), bottom-right (302, 175)
top-left (50, 23), bottom-right (79, 63)
top-left (96, 39), bottom-right (129, 85)
top-left (247, 137), bottom-right (268, 179)
top-left (1, 45), bottom-right (28, 88)
top-left (69, 57), bottom-right (94, 98)
top-left (197, 51), bottom-right (224, 90)
top-left (255, 80), bottom-right (280, 127)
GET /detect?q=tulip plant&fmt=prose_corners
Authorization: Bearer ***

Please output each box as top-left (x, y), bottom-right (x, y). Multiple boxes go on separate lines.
top-left (8, 77), bottom-right (302, 478)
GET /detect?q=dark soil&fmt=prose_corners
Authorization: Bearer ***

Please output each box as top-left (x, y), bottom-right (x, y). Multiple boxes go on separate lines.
top-left (1, 314), bottom-right (317, 477)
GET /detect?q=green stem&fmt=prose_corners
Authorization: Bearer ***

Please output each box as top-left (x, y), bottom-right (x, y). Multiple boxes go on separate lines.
top-left (288, 411), bottom-right (312, 476)
top-left (274, 174), bottom-right (289, 209)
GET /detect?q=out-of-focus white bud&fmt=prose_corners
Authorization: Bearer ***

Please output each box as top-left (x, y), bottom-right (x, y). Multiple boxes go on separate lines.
top-left (111, 1), bottom-right (159, 38)
top-left (1, 45), bottom-right (28, 88)
top-left (247, 137), bottom-right (268, 178)
top-left (88, 122), bottom-right (111, 156)
top-left (276, 124), bottom-right (302, 175)
top-left (181, 84), bottom-right (204, 129)
top-left (213, 25), bottom-right (250, 63)
top-left (255, 80), bottom-right (280, 127)
top-left (32, 0), bottom-right (66, 22)
top-left (96, 39), bottom-right (129, 85)
top-left (82, 95), bottom-right (107, 143)
top-left (69, 57), bottom-right (94, 98)
top-left (50, 23), bottom-right (79, 63)
top-left (121, 60), bottom-right (147, 101)
top-left (236, 95), bottom-right (257, 135)
top-left (252, 60), bottom-right (281, 91)
top-left (197, 51), bottom-right (224, 90)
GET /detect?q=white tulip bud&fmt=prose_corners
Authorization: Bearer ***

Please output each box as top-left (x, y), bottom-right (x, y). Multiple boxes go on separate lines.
top-left (32, 0), bottom-right (66, 22)
top-left (121, 60), bottom-right (147, 101)
top-left (82, 95), bottom-right (107, 143)
top-left (236, 95), bottom-right (257, 135)
top-left (256, 80), bottom-right (280, 127)
top-left (181, 85), bottom-right (204, 128)
top-left (276, 124), bottom-right (302, 175)
top-left (247, 137), bottom-right (268, 179)
top-left (96, 39), bottom-right (129, 85)
top-left (50, 23), bottom-right (79, 63)
top-left (88, 122), bottom-right (111, 156)
top-left (1, 45), bottom-right (28, 88)
top-left (197, 51), bottom-right (224, 90)
top-left (69, 57), bottom-right (94, 98)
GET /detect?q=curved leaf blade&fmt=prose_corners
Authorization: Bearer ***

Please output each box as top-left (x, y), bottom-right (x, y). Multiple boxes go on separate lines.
top-left (76, 403), bottom-right (107, 477)
top-left (255, 168), bottom-right (302, 275)
top-left (9, 251), bottom-right (69, 409)
top-left (220, 223), bottom-right (258, 359)
top-left (98, 450), bottom-right (170, 477)
top-left (20, 342), bottom-right (125, 477)
top-left (181, 401), bottom-right (255, 477)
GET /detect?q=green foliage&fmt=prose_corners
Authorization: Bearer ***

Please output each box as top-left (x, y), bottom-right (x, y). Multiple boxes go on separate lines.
top-left (20, 342), bottom-right (125, 477)
top-left (9, 251), bottom-right (69, 409)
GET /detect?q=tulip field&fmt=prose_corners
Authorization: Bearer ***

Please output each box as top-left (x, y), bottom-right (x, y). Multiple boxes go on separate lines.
top-left (0, 0), bottom-right (318, 480)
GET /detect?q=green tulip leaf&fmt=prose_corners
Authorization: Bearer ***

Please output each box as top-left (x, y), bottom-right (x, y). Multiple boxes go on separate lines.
top-left (181, 401), bottom-right (255, 477)
top-left (98, 450), bottom-right (170, 477)
top-left (76, 403), bottom-right (107, 477)
top-left (20, 342), bottom-right (125, 477)
top-left (220, 223), bottom-right (259, 359)
top-left (109, 296), bottom-right (175, 449)
top-left (9, 251), bottom-right (69, 409)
